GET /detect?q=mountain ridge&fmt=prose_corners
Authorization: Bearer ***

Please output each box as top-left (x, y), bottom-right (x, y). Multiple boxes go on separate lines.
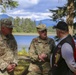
top-left (0, 14), bottom-right (10, 19)
top-left (35, 19), bottom-right (56, 27)
top-left (0, 14), bottom-right (56, 27)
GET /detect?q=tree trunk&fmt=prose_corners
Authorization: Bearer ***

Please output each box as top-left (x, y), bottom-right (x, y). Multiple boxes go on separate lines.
top-left (66, 0), bottom-right (74, 35)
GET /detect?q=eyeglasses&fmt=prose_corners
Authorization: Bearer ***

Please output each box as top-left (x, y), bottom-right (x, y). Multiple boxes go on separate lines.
top-left (41, 29), bottom-right (47, 33)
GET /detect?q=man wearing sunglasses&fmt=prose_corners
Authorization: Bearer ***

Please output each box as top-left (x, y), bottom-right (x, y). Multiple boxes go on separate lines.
top-left (0, 19), bottom-right (18, 75)
top-left (27, 24), bottom-right (55, 75)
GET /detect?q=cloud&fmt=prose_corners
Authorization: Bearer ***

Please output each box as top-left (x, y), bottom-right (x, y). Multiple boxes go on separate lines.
top-left (7, 9), bottom-right (52, 21)
top-left (0, 0), bottom-right (67, 21)
top-left (16, 0), bottom-right (40, 8)
top-left (13, 0), bottom-right (67, 13)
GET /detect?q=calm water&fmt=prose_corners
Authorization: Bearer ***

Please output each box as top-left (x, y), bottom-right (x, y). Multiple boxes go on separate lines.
top-left (14, 35), bottom-right (55, 51)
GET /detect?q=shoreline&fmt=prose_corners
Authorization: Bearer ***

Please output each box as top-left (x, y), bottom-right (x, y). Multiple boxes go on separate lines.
top-left (13, 32), bottom-right (56, 36)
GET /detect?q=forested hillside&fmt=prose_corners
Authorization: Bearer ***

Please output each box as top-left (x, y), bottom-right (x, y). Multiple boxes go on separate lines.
top-left (13, 17), bottom-right (37, 33)
top-left (11, 17), bottom-right (55, 33)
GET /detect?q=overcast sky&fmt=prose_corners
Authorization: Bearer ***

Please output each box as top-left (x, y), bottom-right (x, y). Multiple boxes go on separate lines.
top-left (0, 0), bottom-right (67, 21)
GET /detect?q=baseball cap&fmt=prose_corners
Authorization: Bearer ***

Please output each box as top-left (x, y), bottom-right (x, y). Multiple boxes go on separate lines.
top-left (36, 24), bottom-right (47, 31)
top-left (53, 21), bottom-right (68, 31)
top-left (0, 19), bottom-right (14, 28)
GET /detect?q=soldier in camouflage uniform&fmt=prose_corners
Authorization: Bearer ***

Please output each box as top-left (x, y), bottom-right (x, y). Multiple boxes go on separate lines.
top-left (27, 24), bottom-right (55, 75)
top-left (0, 19), bottom-right (18, 75)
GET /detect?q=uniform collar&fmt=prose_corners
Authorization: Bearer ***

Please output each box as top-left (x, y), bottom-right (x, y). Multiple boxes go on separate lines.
top-left (38, 36), bottom-right (50, 43)
top-left (1, 33), bottom-right (7, 40)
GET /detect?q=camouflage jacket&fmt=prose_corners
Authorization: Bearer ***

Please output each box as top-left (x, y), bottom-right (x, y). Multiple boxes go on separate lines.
top-left (0, 34), bottom-right (18, 70)
top-left (28, 36), bottom-right (55, 73)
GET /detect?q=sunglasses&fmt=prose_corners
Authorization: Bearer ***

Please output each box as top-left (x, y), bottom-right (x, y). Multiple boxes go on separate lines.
top-left (41, 29), bottom-right (47, 33)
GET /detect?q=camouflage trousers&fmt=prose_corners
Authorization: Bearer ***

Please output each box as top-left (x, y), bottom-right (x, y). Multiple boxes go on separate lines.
top-left (27, 71), bottom-right (51, 75)
top-left (0, 70), bottom-right (14, 75)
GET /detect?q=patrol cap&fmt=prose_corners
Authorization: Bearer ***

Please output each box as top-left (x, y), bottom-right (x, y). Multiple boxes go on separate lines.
top-left (53, 21), bottom-right (68, 31)
top-left (0, 19), bottom-right (14, 28)
top-left (36, 24), bottom-right (47, 31)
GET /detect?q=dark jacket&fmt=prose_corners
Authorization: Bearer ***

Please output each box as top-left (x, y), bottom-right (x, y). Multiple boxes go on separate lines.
top-left (52, 34), bottom-right (75, 75)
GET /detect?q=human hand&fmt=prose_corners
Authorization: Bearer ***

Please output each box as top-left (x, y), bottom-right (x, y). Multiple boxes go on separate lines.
top-left (38, 53), bottom-right (47, 61)
top-left (7, 64), bottom-right (16, 72)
